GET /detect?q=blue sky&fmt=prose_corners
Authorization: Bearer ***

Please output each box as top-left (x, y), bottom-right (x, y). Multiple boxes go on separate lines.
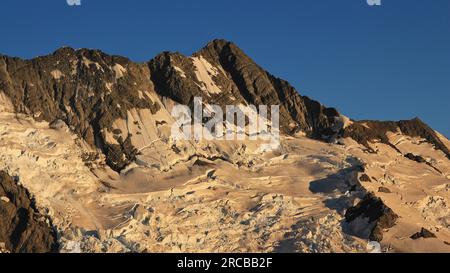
top-left (1, 0), bottom-right (449, 136)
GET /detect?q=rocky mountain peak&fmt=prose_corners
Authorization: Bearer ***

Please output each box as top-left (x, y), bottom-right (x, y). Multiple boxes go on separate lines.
top-left (0, 39), bottom-right (448, 173)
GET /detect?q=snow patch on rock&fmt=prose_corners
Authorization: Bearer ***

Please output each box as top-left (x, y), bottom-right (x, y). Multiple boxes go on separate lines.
top-left (82, 57), bottom-right (102, 70)
top-left (173, 66), bottom-right (187, 78)
top-left (191, 55), bottom-right (222, 95)
top-left (112, 64), bottom-right (127, 79)
top-left (50, 70), bottom-right (64, 80)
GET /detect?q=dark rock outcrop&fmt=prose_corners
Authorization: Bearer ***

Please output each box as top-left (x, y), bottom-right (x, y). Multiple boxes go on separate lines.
top-left (359, 174), bottom-right (372, 182)
top-left (378, 187), bottom-right (391, 193)
top-left (0, 171), bottom-right (58, 253)
top-left (345, 193), bottom-right (398, 242)
top-left (410, 228), bottom-right (437, 240)
top-left (343, 118), bottom-right (450, 159)
top-left (405, 153), bottom-right (426, 163)
top-left (149, 51), bottom-right (209, 105)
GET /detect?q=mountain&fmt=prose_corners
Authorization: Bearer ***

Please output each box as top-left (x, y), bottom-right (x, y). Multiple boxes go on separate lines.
top-left (0, 39), bottom-right (343, 172)
top-left (0, 39), bottom-right (449, 253)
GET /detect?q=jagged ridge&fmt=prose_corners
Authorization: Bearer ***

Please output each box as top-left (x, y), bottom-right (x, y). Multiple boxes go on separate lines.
top-left (343, 118), bottom-right (450, 159)
top-left (0, 39), bottom-right (448, 173)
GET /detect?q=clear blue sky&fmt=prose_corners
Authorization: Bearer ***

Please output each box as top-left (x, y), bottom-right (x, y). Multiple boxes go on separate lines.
top-left (1, 0), bottom-right (449, 136)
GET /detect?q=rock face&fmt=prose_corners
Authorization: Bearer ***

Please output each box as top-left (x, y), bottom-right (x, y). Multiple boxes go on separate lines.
top-left (0, 48), bottom-right (159, 172)
top-left (0, 172), bottom-right (58, 253)
top-left (404, 153), bottom-right (426, 163)
top-left (410, 228), bottom-right (437, 240)
top-left (149, 39), bottom-right (341, 137)
top-left (378, 187), bottom-right (391, 193)
top-left (343, 118), bottom-right (450, 159)
top-left (345, 193), bottom-right (399, 242)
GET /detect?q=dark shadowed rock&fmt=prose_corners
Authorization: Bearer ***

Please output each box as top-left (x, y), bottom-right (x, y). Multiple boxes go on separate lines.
top-left (378, 187), bottom-right (391, 193)
top-left (0, 171), bottom-right (58, 253)
top-left (359, 174), bottom-right (372, 182)
top-left (410, 228), bottom-right (437, 240)
top-left (345, 193), bottom-right (398, 242)
top-left (405, 153), bottom-right (426, 163)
